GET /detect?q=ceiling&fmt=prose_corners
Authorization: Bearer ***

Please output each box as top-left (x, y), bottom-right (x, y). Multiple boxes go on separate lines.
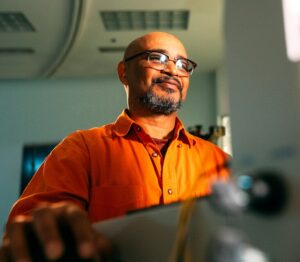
top-left (0, 0), bottom-right (224, 79)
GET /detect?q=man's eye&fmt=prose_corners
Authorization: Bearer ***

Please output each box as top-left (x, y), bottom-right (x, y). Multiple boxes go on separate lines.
top-left (149, 53), bottom-right (166, 63)
top-left (177, 59), bottom-right (189, 70)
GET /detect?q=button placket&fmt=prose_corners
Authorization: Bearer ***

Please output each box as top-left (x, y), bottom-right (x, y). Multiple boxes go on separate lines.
top-left (152, 152), bottom-right (158, 158)
top-left (162, 142), bottom-right (179, 203)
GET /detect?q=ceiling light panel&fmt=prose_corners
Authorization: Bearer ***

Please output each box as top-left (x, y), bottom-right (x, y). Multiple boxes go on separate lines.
top-left (0, 12), bottom-right (35, 32)
top-left (100, 10), bottom-right (189, 31)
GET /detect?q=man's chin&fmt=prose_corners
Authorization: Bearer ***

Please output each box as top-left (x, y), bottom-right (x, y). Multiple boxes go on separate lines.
top-left (137, 86), bottom-right (182, 114)
top-left (152, 89), bottom-right (181, 104)
top-left (148, 97), bottom-right (181, 115)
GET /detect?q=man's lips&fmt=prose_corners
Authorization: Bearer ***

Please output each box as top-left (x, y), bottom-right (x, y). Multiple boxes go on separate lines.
top-left (153, 76), bottom-right (182, 90)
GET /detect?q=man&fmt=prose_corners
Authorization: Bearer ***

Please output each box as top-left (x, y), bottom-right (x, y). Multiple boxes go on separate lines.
top-left (1, 32), bottom-right (229, 261)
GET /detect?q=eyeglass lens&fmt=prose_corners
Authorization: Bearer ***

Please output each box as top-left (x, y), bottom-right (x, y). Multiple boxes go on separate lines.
top-left (147, 52), bottom-right (193, 75)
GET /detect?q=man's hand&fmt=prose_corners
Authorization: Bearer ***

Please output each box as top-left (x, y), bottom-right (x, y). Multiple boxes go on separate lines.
top-left (0, 202), bottom-right (113, 261)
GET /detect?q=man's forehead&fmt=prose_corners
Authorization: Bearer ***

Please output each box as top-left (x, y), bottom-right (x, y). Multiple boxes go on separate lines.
top-left (124, 32), bottom-right (187, 58)
top-left (141, 34), bottom-right (186, 53)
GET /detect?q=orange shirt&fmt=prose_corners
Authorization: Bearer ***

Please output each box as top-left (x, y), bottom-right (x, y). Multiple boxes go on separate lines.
top-left (8, 110), bottom-right (229, 223)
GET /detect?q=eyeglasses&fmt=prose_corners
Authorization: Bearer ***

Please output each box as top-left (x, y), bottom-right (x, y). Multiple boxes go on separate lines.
top-left (124, 50), bottom-right (197, 76)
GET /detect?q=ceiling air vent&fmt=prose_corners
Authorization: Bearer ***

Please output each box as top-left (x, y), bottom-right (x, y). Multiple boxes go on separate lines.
top-left (100, 10), bottom-right (189, 31)
top-left (0, 12), bottom-right (35, 32)
top-left (0, 48), bottom-right (35, 54)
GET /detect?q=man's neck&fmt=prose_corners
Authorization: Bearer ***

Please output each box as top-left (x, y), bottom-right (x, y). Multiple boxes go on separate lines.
top-left (128, 110), bottom-right (177, 139)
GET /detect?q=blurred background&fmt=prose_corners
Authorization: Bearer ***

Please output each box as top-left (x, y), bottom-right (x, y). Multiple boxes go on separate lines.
top-left (0, 0), bottom-right (300, 260)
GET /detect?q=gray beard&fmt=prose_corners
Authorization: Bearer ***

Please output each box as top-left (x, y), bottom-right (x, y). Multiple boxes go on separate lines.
top-left (137, 87), bottom-right (182, 115)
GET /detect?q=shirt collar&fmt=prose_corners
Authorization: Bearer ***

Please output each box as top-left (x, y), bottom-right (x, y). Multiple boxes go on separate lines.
top-left (112, 109), bottom-right (135, 137)
top-left (173, 117), bottom-right (196, 147)
top-left (112, 109), bottom-right (196, 146)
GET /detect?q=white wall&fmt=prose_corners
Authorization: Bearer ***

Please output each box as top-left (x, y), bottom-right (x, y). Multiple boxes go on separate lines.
top-left (0, 72), bottom-right (217, 236)
top-left (225, 0), bottom-right (300, 260)
top-left (216, 65), bottom-right (230, 116)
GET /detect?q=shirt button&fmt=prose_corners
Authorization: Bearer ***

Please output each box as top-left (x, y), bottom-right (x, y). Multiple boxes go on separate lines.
top-left (168, 189), bottom-right (173, 195)
top-left (177, 143), bottom-right (182, 148)
top-left (152, 152), bottom-right (158, 157)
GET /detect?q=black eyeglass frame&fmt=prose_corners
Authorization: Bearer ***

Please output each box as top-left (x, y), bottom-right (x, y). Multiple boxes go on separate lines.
top-left (124, 50), bottom-right (197, 75)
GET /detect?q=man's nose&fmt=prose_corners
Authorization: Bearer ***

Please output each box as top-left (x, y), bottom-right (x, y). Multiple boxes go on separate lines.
top-left (162, 60), bottom-right (179, 76)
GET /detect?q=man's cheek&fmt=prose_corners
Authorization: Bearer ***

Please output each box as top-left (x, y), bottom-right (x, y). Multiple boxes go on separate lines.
top-left (181, 88), bottom-right (189, 101)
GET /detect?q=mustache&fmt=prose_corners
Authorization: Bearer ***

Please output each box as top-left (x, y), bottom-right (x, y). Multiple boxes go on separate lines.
top-left (152, 76), bottom-right (182, 90)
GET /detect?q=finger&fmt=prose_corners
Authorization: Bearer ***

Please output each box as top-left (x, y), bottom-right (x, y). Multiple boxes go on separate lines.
top-left (0, 245), bottom-right (12, 262)
top-left (95, 232), bottom-right (113, 254)
top-left (64, 205), bottom-right (97, 259)
top-left (95, 232), bottom-right (114, 260)
top-left (32, 206), bottom-right (64, 260)
top-left (6, 216), bottom-right (31, 262)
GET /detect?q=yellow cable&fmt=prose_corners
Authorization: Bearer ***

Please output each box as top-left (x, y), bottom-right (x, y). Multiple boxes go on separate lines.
top-left (168, 198), bottom-right (196, 262)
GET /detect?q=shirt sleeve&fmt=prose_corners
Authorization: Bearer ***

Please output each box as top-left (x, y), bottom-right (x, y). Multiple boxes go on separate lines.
top-left (7, 130), bottom-right (91, 222)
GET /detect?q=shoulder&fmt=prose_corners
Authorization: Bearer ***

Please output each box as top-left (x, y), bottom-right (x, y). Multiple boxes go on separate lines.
top-left (186, 132), bottom-right (230, 159)
top-left (52, 123), bottom-right (114, 153)
top-left (186, 133), bottom-right (231, 181)
top-left (66, 123), bottom-right (114, 140)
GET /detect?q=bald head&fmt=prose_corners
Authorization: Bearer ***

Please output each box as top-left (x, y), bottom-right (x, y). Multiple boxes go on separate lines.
top-left (123, 32), bottom-right (187, 60)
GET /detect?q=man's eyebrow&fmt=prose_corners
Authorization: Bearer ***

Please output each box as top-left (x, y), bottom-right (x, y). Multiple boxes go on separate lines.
top-left (148, 49), bottom-right (187, 59)
top-left (149, 48), bottom-right (168, 53)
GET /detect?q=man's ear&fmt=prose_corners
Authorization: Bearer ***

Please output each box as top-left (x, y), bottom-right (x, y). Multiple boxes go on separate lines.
top-left (117, 61), bottom-right (128, 85)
